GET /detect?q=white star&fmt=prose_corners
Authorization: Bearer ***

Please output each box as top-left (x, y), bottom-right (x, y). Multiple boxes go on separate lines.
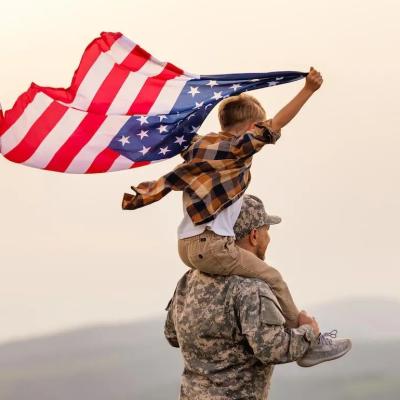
top-left (159, 115), bottom-right (167, 121)
top-left (139, 145), bottom-right (151, 156)
top-left (230, 83), bottom-right (242, 91)
top-left (187, 86), bottom-right (200, 97)
top-left (157, 124), bottom-right (168, 134)
top-left (118, 135), bottom-right (130, 146)
top-left (137, 115), bottom-right (149, 125)
top-left (268, 81), bottom-right (278, 86)
top-left (206, 80), bottom-right (218, 88)
top-left (190, 125), bottom-right (200, 133)
top-left (137, 130), bottom-right (149, 140)
top-left (250, 78), bottom-right (260, 82)
top-left (159, 146), bottom-right (171, 156)
top-left (175, 135), bottom-right (186, 146)
top-left (211, 91), bottom-right (223, 100)
top-left (276, 76), bottom-right (284, 81)
top-left (193, 101), bottom-right (204, 109)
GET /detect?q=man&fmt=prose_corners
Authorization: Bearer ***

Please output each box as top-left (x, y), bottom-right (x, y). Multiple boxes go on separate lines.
top-left (164, 195), bottom-right (351, 399)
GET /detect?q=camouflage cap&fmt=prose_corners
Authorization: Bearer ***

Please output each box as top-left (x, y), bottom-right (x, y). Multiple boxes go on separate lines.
top-left (234, 194), bottom-right (281, 240)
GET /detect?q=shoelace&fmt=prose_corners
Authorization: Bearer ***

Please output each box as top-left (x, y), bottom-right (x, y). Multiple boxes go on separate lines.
top-left (318, 329), bottom-right (338, 345)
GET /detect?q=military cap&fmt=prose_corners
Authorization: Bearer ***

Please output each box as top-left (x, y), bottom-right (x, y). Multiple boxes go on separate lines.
top-left (234, 194), bottom-right (281, 240)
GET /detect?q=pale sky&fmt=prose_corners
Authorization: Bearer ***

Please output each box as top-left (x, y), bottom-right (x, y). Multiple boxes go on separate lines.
top-left (0, 0), bottom-right (399, 343)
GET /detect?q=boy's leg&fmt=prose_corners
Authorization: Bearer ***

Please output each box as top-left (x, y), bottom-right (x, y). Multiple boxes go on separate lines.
top-left (178, 230), bottom-right (228, 274)
top-left (206, 235), bottom-right (300, 328)
top-left (178, 238), bottom-right (196, 269)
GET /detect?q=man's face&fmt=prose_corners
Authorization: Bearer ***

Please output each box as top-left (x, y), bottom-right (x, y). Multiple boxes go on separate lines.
top-left (255, 225), bottom-right (270, 260)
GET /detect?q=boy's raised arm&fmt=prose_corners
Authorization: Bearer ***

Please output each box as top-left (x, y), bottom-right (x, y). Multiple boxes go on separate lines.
top-left (270, 67), bottom-right (323, 132)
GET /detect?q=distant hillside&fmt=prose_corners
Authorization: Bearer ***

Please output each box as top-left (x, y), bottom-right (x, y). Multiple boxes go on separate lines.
top-left (0, 298), bottom-right (399, 400)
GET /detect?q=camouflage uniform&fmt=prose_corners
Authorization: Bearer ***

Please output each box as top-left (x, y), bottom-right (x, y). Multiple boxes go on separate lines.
top-left (164, 270), bottom-right (316, 400)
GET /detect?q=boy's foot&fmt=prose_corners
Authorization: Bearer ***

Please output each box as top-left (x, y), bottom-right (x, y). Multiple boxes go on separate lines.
top-left (297, 329), bottom-right (352, 367)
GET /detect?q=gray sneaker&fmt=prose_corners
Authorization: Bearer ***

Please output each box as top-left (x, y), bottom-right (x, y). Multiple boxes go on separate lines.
top-left (297, 329), bottom-right (352, 368)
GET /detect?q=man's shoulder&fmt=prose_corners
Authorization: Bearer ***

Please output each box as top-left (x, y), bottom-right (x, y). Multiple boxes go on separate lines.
top-left (173, 270), bottom-right (278, 299)
top-left (231, 275), bottom-right (277, 298)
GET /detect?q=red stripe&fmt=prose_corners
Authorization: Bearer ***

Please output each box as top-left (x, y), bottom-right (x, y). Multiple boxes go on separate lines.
top-left (40, 32), bottom-right (122, 103)
top-left (0, 85), bottom-right (42, 138)
top-left (86, 66), bottom-right (130, 114)
top-left (127, 62), bottom-right (184, 114)
top-left (87, 45), bottom-right (152, 115)
top-left (129, 161), bottom-right (150, 169)
top-left (4, 101), bottom-right (67, 163)
top-left (86, 147), bottom-right (120, 173)
top-left (122, 44), bottom-right (152, 70)
top-left (45, 113), bottom-right (106, 172)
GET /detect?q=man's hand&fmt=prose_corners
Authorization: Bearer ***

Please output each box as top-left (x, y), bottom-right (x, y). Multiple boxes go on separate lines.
top-left (305, 67), bottom-right (323, 92)
top-left (298, 310), bottom-right (320, 336)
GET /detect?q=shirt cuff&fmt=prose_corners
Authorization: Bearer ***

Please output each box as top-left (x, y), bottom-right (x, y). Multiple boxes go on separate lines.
top-left (254, 120), bottom-right (281, 144)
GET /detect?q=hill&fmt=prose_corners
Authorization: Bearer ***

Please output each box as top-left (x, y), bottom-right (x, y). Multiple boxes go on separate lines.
top-left (0, 298), bottom-right (399, 400)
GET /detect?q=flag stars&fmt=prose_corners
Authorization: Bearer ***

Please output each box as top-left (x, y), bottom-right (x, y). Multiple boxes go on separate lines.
top-left (157, 124), bottom-right (168, 133)
top-left (118, 135), bottom-right (130, 146)
top-left (230, 83), bottom-right (242, 91)
top-left (139, 145), bottom-right (151, 156)
top-left (137, 115), bottom-right (149, 125)
top-left (159, 115), bottom-right (168, 121)
top-left (137, 130), bottom-right (149, 140)
top-left (193, 101), bottom-right (204, 109)
top-left (175, 135), bottom-right (186, 146)
top-left (211, 91), bottom-right (223, 100)
top-left (190, 125), bottom-right (200, 133)
top-left (268, 81), bottom-right (278, 86)
top-left (187, 86), bottom-right (200, 97)
top-left (159, 146), bottom-right (171, 156)
top-left (206, 80), bottom-right (218, 88)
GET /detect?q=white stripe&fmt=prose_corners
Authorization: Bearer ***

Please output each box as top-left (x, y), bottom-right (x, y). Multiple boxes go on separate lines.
top-left (107, 58), bottom-right (166, 115)
top-left (1, 92), bottom-right (53, 155)
top-left (23, 108), bottom-right (86, 169)
top-left (107, 154), bottom-right (135, 172)
top-left (65, 36), bottom-right (136, 111)
top-left (147, 74), bottom-right (192, 115)
top-left (65, 115), bottom-right (130, 173)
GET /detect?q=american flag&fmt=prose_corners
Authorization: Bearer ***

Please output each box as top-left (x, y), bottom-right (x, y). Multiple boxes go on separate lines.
top-left (0, 32), bottom-right (306, 174)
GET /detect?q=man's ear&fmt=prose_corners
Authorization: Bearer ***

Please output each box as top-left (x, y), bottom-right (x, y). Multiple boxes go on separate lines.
top-left (249, 228), bottom-right (258, 247)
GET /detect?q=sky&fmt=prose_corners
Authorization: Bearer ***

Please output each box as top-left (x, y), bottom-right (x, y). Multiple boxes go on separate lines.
top-left (0, 0), bottom-right (399, 343)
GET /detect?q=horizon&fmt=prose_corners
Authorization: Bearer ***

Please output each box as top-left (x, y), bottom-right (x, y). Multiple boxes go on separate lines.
top-left (1, 294), bottom-right (399, 345)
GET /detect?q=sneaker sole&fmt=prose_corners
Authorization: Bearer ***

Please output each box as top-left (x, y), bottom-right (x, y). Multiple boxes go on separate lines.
top-left (297, 341), bottom-right (352, 368)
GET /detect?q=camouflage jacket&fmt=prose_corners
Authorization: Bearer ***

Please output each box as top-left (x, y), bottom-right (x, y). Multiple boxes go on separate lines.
top-left (164, 270), bottom-right (316, 400)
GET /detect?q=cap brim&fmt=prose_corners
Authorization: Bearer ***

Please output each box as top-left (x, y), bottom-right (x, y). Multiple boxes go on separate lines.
top-left (266, 215), bottom-right (281, 225)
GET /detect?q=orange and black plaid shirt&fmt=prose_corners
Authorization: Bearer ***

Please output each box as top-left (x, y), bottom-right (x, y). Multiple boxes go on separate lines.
top-left (122, 121), bottom-right (281, 225)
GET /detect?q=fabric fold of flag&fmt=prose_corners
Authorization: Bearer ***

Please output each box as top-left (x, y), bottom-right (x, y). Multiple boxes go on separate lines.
top-left (0, 32), bottom-right (307, 174)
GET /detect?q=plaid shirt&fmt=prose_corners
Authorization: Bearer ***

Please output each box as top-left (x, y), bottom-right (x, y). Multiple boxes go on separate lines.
top-left (122, 120), bottom-right (281, 225)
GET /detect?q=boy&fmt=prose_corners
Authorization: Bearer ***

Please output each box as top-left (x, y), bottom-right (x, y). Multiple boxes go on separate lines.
top-left (123, 68), bottom-right (351, 363)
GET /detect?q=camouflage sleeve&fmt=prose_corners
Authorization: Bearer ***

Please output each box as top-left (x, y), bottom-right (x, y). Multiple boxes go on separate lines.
top-left (230, 119), bottom-right (281, 159)
top-left (237, 284), bottom-right (316, 364)
top-left (164, 296), bottom-right (180, 348)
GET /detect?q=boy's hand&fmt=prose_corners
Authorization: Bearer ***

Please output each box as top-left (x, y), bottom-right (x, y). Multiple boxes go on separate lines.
top-left (305, 67), bottom-right (323, 92)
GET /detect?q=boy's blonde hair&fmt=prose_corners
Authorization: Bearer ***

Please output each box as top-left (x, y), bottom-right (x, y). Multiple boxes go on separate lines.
top-left (218, 94), bottom-right (266, 131)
